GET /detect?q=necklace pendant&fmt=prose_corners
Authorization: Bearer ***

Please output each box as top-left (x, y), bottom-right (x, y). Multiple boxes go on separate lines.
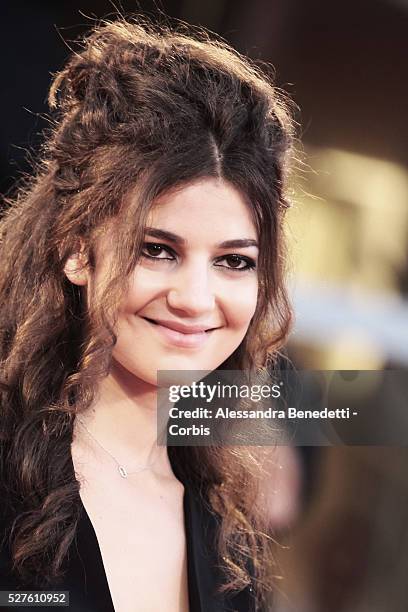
top-left (118, 465), bottom-right (128, 478)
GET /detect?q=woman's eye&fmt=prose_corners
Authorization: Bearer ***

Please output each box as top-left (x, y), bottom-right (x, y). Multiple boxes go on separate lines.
top-left (141, 245), bottom-right (255, 271)
top-left (215, 254), bottom-right (256, 272)
top-left (141, 243), bottom-right (175, 260)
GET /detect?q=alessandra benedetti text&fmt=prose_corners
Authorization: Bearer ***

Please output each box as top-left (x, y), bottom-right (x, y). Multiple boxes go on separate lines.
top-left (168, 406), bottom-right (352, 420)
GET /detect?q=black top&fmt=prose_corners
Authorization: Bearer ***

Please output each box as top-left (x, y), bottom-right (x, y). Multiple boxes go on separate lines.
top-left (0, 449), bottom-right (256, 612)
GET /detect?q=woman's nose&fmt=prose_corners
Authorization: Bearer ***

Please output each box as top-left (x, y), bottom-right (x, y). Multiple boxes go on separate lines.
top-left (166, 265), bottom-right (215, 316)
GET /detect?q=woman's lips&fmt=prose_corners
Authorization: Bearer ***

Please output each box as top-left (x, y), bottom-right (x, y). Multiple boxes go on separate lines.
top-left (141, 316), bottom-right (217, 349)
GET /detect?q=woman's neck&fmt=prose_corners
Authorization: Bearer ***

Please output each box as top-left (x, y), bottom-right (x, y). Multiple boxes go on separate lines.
top-left (74, 361), bottom-right (171, 475)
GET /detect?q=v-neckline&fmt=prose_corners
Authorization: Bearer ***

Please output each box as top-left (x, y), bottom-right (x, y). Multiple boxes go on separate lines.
top-left (76, 485), bottom-right (192, 612)
top-left (71, 447), bottom-right (199, 612)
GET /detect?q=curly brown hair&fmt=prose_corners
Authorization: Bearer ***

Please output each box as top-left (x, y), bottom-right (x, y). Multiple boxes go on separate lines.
top-left (0, 17), bottom-right (295, 610)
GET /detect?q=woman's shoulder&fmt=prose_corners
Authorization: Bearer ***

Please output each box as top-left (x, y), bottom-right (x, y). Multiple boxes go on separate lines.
top-left (183, 483), bottom-right (258, 612)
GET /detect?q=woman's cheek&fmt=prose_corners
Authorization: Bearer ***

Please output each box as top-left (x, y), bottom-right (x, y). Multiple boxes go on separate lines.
top-left (121, 269), bottom-right (160, 313)
top-left (227, 280), bottom-right (258, 330)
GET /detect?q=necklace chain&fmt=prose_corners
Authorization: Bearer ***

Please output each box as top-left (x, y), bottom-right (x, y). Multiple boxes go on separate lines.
top-left (76, 417), bottom-right (158, 478)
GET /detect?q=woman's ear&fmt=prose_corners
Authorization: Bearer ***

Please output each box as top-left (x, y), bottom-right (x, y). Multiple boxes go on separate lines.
top-left (63, 251), bottom-right (89, 286)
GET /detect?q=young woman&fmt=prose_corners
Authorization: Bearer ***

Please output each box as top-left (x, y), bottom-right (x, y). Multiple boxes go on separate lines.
top-left (0, 18), bottom-right (295, 612)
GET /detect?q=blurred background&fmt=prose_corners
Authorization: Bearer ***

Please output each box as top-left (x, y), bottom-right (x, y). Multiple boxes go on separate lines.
top-left (1, 1), bottom-right (407, 610)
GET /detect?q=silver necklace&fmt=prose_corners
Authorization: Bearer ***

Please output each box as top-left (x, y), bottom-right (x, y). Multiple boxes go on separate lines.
top-left (76, 417), bottom-right (158, 479)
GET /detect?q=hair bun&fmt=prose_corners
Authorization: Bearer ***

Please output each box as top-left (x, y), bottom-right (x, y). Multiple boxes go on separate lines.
top-left (48, 23), bottom-right (163, 113)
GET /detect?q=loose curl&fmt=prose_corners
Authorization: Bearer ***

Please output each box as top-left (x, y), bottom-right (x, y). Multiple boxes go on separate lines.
top-left (0, 17), bottom-right (295, 610)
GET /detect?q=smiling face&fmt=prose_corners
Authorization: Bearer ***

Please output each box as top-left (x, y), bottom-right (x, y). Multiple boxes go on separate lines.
top-left (65, 177), bottom-right (259, 388)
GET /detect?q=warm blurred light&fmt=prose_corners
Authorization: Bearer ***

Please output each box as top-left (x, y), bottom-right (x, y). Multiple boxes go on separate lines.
top-left (286, 146), bottom-right (408, 368)
top-left (288, 146), bottom-right (408, 292)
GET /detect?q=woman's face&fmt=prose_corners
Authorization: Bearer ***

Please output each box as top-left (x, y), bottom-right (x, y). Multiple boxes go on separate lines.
top-left (67, 178), bottom-right (259, 387)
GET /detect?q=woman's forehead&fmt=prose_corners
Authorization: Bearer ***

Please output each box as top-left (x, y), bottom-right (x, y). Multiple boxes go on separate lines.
top-left (146, 177), bottom-right (258, 240)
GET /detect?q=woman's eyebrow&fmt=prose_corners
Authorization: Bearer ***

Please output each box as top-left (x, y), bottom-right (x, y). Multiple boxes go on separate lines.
top-left (218, 238), bottom-right (258, 249)
top-left (145, 227), bottom-right (258, 249)
top-left (145, 227), bottom-right (185, 244)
